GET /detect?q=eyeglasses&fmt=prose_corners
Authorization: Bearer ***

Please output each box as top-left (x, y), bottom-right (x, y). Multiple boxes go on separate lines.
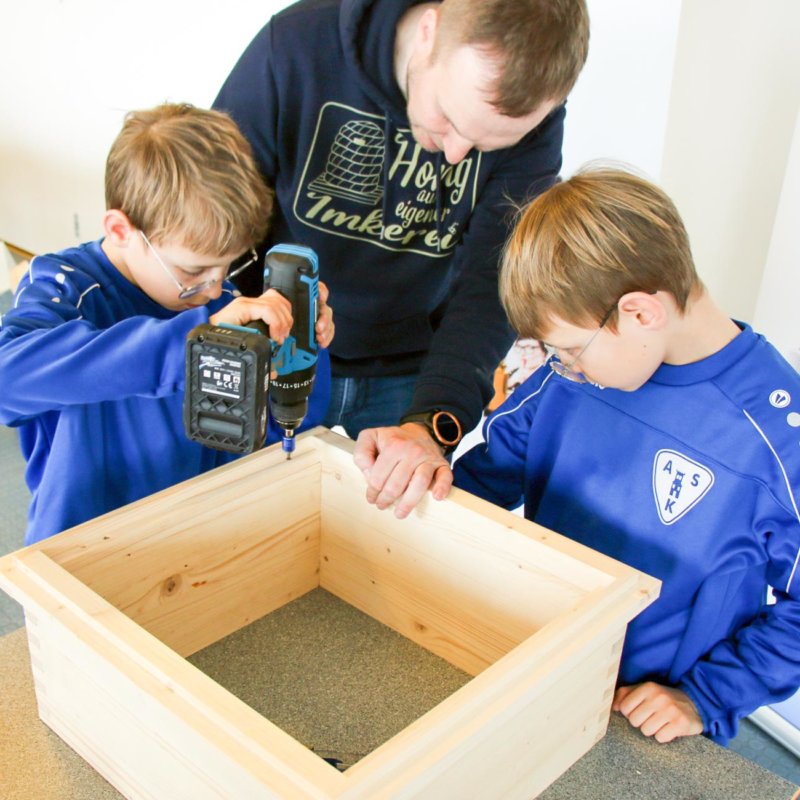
top-left (140, 231), bottom-right (258, 300)
top-left (545, 302), bottom-right (618, 385)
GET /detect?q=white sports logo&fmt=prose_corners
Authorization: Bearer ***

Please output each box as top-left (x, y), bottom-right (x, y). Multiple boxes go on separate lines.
top-left (770, 389), bottom-right (791, 408)
top-left (652, 449), bottom-right (715, 525)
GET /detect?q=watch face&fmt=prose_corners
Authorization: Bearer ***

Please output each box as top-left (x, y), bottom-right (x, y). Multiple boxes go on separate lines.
top-left (432, 411), bottom-right (462, 445)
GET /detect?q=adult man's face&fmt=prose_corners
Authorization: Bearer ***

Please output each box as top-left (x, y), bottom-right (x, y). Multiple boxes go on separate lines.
top-left (405, 43), bottom-right (556, 165)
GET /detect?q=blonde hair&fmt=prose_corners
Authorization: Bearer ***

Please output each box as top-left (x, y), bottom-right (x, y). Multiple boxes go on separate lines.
top-left (105, 103), bottom-right (272, 256)
top-left (500, 166), bottom-right (701, 340)
top-left (433, 0), bottom-right (589, 115)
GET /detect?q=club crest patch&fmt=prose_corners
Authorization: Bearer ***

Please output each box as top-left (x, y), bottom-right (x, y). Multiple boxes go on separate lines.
top-left (652, 449), bottom-right (714, 525)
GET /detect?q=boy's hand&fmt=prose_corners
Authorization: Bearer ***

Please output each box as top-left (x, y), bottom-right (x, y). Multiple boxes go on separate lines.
top-left (353, 423), bottom-right (453, 519)
top-left (209, 283), bottom-right (334, 348)
top-left (316, 281), bottom-right (335, 348)
top-left (209, 290), bottom-right (292, 342)
top-left (613, 683), bottom-right (703, 743)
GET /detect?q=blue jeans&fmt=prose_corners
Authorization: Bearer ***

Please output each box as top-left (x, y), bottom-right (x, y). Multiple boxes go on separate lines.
top-left (323, 374), bottom-right (418, 440)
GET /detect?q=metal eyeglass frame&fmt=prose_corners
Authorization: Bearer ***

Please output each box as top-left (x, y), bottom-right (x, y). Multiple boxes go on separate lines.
top-left (140, 231), bottom-right (258, 300)
top-left (545, 302), bottom-right (619, 384)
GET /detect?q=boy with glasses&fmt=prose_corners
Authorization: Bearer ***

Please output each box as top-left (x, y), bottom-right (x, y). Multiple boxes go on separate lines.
top-left (0, 103), bottom-right (333, 544)
top-left (454, 166), bottom-right (800, 746)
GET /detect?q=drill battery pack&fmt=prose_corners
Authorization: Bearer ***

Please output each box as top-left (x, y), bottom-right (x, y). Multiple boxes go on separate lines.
top-left (184, 322), bottom-right (272, 454)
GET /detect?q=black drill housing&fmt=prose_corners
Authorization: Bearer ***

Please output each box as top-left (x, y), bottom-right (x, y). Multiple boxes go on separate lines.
top-left (184, 321), bottom-right (272, 454)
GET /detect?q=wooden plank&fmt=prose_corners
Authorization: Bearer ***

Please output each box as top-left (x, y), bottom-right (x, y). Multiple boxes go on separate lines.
top-left (7, 450), bottom-right (323, 657)
top-left (365, 638), bottom-right (620, 800)
top-left (35, 446), bottom-right (320, 572)
top-left (384, 637), bottom-right (620, 800)
top-left (133, 515), bottom-right (320, 657)
top-left (311, 427), bottom-right (654, 587)
top-left (321, 512), bottom-right (526, 674)
top-left (318, 461), bottom-right (657, 674)
top-left (32, 611), bottom-right (306, 800)
top-left (6, 550), bottom-right (345, 799)
top-left (320, 480), bottom-right (596, 625)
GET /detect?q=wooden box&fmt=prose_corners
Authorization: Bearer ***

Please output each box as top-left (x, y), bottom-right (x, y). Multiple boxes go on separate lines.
top-left (0, 429), bottom-right (659, 799)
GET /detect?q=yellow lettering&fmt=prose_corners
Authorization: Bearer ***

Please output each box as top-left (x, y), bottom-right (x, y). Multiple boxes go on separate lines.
top-left (388, 133), bottom-right (422, 186)
top-left (305, 191), bottom-right (333, 219)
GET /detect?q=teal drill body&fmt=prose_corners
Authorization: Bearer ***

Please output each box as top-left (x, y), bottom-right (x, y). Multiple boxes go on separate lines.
top-left (263, 244), bottom-right (320, 457)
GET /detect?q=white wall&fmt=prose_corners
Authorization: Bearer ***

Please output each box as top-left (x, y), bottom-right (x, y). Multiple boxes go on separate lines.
top-left (660, 0), bottom-right (800, 323)
top-left (752, 109), bottom-right (800, 368)
top-left (562, 0), bottom-right (681, 181)
top-left (0, 1), bottom-right (290, 254)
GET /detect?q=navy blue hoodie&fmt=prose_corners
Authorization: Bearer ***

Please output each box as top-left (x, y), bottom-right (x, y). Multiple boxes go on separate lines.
top-left (214, 0), bottom-right (565, 431)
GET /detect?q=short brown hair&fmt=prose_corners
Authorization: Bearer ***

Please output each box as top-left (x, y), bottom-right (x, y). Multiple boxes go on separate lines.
top-left (500, 166), bottom-right (701, 340)
top-left (434, 0), bottom-right (589, 116)
top-left (105, 103), bottom-right (272, 256)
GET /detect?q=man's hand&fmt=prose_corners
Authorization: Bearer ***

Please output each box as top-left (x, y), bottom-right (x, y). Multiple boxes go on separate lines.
top-left (353, 423), bottom-right (453, 519)
top-left (613, 682), bottom-right (703, 743)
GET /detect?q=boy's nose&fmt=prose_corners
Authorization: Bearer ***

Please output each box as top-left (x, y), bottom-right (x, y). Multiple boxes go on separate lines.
top-left (200, 281), bottom-right (224, 301)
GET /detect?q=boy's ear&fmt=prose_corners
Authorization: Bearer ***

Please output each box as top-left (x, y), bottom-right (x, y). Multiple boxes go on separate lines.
top-left (102, 209), bottom-right (136, 247)
top-left (617, 291), bottom-right (669, 331)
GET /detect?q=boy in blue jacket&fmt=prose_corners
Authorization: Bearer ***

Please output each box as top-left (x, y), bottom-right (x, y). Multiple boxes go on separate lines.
top-left (453, 167), bottom-right (800, 745)
top-left (0, 104), bottom-right (333, 545)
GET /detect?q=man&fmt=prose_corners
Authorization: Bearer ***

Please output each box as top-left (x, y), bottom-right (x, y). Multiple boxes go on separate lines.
top-left (213, 0), bottom-right (590, 517)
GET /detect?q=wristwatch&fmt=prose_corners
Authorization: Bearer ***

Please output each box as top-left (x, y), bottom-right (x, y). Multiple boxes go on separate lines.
top-left (399, 409), bottom-right (463, 456)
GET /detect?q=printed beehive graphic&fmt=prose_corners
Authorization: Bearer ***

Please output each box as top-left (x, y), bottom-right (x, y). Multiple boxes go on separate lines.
top-left (309, 119), bottom-right (385, 205)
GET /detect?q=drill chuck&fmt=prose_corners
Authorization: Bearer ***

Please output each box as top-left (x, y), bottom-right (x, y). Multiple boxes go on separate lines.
top-left (280, 428), bottom-right (296, 457)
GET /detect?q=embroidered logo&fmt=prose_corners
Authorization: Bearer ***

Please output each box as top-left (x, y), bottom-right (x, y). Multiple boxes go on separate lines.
top-left (652, 449), bottom-right (714, 525)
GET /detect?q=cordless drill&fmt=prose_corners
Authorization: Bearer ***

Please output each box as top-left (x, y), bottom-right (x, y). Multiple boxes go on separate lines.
top-left (184, 244), bottom-right (319, 458)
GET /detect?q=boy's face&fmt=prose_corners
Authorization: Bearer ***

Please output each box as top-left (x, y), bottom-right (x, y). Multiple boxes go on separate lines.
top-left (405, 42), bottom-right (556, 165)
top-left (541, 313), bottom-right (665, 392)
top-left (130, 233), bottom-right (239, 312)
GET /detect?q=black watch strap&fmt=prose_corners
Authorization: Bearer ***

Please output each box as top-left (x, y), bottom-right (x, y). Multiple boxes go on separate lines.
top-left (400, 409), bottom-right (463, 455)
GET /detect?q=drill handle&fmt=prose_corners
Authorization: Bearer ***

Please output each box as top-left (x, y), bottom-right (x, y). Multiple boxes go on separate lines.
top-left (263, 245), bottom-right (319, 375)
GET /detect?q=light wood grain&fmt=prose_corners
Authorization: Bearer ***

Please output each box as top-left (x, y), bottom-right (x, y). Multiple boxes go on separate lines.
top-left (0, 429), bottom-right (661, 799)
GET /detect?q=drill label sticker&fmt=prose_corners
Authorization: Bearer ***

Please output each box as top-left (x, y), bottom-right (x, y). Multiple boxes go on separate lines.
top-left (652, 449), bottom-right (715, 526)
top-left (199, 355), bottom-right (245, 400)
top-left (293, 102), bottom-right (483, 258)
